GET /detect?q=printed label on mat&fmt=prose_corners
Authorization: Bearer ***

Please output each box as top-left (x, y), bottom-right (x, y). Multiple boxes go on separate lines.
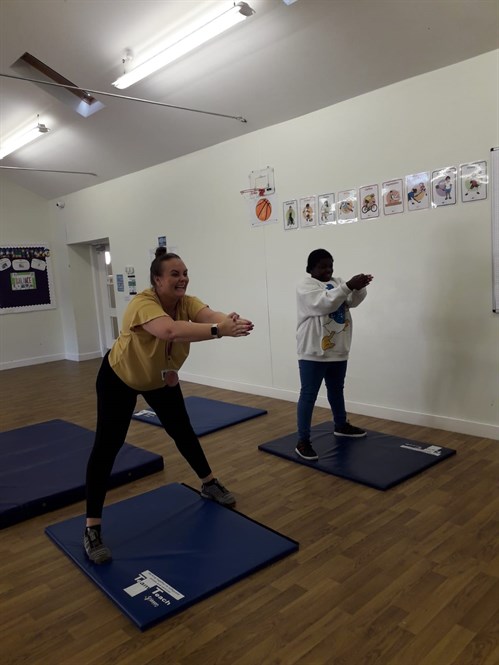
top-left (400, 443), bottom-right (442, 457)
top-left (124, 570), bottom-right (184, 604)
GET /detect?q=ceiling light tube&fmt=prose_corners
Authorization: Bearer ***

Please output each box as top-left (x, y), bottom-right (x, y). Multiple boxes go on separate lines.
top-left (113, 1), bottom-right (255, 89)
top-left (0, 122), bottom-right (50, 159)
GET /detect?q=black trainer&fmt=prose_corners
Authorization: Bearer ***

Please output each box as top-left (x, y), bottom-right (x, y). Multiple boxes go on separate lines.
top-left (201, 479), bottom-right (236, 507)
top-left (333, 422), bottom-right (366, 438)
top-left (295, 440), bottom-right (319, 461)
top-left (83, 527), bottom-right (112, 564)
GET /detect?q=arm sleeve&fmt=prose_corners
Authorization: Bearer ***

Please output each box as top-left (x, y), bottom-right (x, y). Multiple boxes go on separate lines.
top-left (185, 295), bottom-right (209, 321)
top-left (346, 287), bottom-right (367, 308)
top-left (297, 280), bottom-right (351, 316)
top-left (127, 296), bottom-right (167, 330)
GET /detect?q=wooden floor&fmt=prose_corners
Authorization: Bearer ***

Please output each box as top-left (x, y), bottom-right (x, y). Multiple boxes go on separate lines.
top-left (1, 359), bottom-right (498, 665)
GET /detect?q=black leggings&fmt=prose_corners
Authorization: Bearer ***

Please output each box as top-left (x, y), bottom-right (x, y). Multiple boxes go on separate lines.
top-left (85, 354), bottom-right (212, 518)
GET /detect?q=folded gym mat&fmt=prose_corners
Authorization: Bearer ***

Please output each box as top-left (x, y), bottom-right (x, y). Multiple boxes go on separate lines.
top-left (0, 419), bottom-right (164, 529)
top-left (258, 422), bottom-right (456, 490)
top-left (45, 482), bottom-right (299, 630)
top-left (132, 395), bottom-right (267, 435)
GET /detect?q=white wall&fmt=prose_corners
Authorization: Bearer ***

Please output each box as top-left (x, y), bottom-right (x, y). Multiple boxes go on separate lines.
top-left (0, 178), bottom-right (66, 369)
top-left (52, 50), bottom-right (499, 438)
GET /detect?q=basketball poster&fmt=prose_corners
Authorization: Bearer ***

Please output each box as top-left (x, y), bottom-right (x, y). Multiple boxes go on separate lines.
top-left (247, 193), bottom-right (278, 227)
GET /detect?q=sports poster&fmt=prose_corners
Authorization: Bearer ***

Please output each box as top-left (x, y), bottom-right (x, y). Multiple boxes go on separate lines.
top-left (337, 189), bottom-right (358, 224)
top-left (359, 184), bottom-right (380, 220)
top-left (283, 200), bottom-right (298, 230)
top-left (299, 196), bottom-right (317, 228)
top-left (318, 193), bottom-right (336, 225)
top-left (405, 172), bottom-right (430, 211)
top-left (382, 179), bottom-right (404, 215)
top-left (431, 167), bottom-right (457, 207)
top-left (248, 194), bottom-right (278, 227)
top-left (460, 161), bottom-right (488, 202)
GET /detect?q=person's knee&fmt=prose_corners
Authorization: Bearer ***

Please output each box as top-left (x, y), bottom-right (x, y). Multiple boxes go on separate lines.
top-left (299, 389), bottom-right (319, 402)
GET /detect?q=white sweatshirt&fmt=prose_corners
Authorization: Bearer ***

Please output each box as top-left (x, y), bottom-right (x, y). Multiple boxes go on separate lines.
top-left (296, 275), bottom-right (367, 362)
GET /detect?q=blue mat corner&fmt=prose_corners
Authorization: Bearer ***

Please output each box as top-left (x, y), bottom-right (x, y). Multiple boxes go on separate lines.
top-left (45, 482), bottom-right (298, 630)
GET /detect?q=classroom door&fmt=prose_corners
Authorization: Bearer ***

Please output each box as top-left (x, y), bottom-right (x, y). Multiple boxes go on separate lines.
top-left (92, 243), bottom-right (119, 351)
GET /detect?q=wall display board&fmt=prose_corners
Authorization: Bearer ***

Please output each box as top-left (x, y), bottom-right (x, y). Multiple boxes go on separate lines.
top-left (0, 244), bottom-right (55, 314)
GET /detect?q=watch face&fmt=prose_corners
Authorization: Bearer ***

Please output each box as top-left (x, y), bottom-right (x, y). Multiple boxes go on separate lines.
top-left (211, 325), bottom-right (218, 336)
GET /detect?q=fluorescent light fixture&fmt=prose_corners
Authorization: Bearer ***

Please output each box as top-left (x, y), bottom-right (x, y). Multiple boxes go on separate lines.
top-left (113, 1), bottom-right (255, 89)
top-left (0, 121), bottom-right (50, 159)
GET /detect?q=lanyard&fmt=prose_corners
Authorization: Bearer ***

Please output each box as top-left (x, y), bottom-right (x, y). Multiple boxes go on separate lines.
top-left (166, 301), bottom-right (178, 360)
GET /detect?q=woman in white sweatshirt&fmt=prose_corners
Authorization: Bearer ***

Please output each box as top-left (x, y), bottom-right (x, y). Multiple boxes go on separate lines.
top-left (295, 248), bottom-right (373, 460)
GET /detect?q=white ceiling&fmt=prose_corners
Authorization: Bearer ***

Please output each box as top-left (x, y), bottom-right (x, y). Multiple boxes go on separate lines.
top-left (1, 0), bottom-right (498, 200)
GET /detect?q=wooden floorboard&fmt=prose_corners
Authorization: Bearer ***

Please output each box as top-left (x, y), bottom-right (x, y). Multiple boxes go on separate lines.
top-left (1, 358), bottom-right (498, 665)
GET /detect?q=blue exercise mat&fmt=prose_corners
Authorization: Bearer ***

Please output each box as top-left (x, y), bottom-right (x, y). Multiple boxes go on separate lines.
top-left (45, 482), bottom-right (298, 630)
top-left (132, 395), bottom-right (267, 435)
top-left (0, 419), bottom-right (164, 529)
top-left (259, 422), bottom-right (456, 490)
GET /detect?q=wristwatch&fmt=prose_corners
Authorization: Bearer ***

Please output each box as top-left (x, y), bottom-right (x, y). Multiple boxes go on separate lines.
top-left (211, 324), bottom-right (221, 338)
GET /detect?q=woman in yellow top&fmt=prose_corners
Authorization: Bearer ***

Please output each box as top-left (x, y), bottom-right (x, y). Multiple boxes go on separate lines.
top-left (84, 248), bottom-right (254, 564)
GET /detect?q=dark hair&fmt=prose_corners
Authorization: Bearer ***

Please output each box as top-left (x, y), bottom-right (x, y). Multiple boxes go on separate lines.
top-left (306, 248), bottom-right (333, 273)
top-left (150, 247), bottom-right (181, 286)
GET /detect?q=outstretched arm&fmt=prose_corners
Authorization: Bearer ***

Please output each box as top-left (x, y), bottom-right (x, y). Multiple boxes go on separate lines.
top-left (194, 306), bottom-right (254, 331)
top-left (345, 274), bottom-right (373, 307)
top-left (297, 281), bottom-right (351, 316)
top-left (141, 311), bottom-right (253, 342)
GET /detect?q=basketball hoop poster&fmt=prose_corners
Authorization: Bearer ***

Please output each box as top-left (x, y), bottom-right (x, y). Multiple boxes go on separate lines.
top-left (247, 193), bottom-right (278, 227)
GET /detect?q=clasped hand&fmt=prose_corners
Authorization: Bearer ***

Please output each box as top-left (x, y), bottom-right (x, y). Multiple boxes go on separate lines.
top-left (346, 274), bottom-right (374, 290)
top-left (219, 312), bottom-right (254, 337)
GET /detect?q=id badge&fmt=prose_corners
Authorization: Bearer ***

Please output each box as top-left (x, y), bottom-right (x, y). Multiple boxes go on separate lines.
top-left (161, 369), bottom-right (179, 387)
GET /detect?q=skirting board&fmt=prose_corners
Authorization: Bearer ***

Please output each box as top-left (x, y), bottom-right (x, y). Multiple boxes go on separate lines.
top-left (180, 371), bottom-right (499, 441)
top-left (65, 351), bottom-right (103, 362)
top-left (0, 350), bottom-right (102, 370)
top-left (0, 353), bottom-right (67, 371)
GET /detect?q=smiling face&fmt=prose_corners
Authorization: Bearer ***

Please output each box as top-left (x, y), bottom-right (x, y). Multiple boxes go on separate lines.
top-left (153, 257), bottom-right (189, 305)
top-left (310, 257), bottom-right (333, 282)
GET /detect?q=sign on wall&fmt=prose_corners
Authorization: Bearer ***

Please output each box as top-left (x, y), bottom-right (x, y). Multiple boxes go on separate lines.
top-left (0, 244), bottom-right (56, 314)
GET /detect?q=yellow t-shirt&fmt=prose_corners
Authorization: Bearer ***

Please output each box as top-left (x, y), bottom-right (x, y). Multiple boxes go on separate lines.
top-left (109, 288), bottom-right (207, 391)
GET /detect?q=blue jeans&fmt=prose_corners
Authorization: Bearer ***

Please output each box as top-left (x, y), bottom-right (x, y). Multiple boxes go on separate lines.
top-left (297, 359), bottom-right (348, 441)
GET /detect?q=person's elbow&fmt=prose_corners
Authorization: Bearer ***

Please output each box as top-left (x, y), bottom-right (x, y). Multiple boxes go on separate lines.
top-left (142, 319), bottom-right (177, 341)
top-left (156, 323), bottom-right (182, 341)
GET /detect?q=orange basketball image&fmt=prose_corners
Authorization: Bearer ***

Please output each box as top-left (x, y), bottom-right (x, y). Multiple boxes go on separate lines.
top-left (255, 197), bottom-right (272, 221)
